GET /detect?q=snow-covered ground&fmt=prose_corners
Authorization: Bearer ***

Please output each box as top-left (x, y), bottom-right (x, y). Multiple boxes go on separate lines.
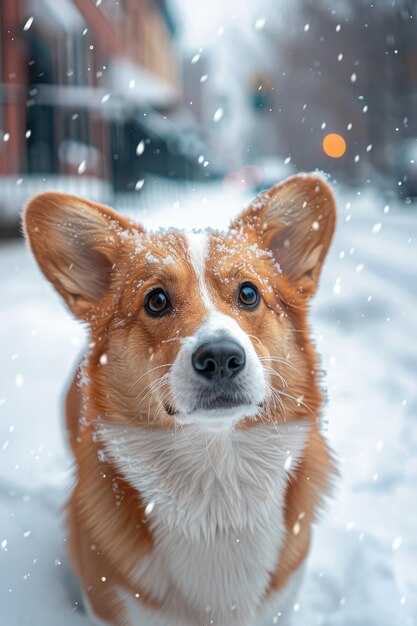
top-left (0, 183), bottom-right (416, 625)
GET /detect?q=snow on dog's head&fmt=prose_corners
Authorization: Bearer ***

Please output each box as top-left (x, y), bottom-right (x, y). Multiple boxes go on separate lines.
top-left (24, 174), bottom-right (335, 432)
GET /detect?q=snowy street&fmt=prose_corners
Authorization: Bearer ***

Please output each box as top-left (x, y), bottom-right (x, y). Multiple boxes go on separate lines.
top-left (0, 184), bottom-right (416, 625)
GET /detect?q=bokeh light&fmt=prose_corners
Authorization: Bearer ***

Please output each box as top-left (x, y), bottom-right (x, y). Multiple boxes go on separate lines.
top-left (322, 133), bottom-right (347, 158)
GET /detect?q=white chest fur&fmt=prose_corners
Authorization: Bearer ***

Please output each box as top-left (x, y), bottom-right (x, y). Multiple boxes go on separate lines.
top-left (99, 421), bottom-right (309, 626)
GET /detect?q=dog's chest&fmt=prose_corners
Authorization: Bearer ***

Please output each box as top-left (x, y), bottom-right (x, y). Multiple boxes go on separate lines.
top-left (100, 422), bottom-right (308, 625)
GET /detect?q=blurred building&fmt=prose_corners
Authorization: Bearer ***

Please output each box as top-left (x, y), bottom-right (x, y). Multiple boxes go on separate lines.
top-left (180, 0), bottom-right (417, 194)
top-left (0, 0), bottom-right (222, 226)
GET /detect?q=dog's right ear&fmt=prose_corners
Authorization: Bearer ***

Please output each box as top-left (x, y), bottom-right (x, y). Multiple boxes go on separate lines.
top-left (24, 192), bottom-right (134, 319)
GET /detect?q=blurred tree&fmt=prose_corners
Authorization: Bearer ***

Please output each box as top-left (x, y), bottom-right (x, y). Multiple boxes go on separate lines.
top-left (261, 0), bottom-right (417, 186)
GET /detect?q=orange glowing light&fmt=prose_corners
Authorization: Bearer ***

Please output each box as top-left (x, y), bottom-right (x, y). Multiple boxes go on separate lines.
top-left (322, 133), bottom-right (346, 158)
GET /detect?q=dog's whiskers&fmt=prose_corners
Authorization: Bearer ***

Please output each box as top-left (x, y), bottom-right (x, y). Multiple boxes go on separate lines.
top-left (127, 363), bottom-right (173, 393)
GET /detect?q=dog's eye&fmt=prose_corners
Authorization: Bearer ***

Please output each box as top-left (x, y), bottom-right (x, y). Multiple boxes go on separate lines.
top-left (238, 283), bottom-right (260, 309)
top-left (145, 288), bottom-right (171, 317)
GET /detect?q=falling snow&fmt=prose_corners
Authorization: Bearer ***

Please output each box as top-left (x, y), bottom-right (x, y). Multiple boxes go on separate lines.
top-left (255, 17), bottom-right (266, 30)
top-left (0, 145), bottom-right (416, 626)
top-left (23, 17), bottom-right (34, 31)
top-left (213, 108), bottom-right (224, 123)
top-left (136, 140), bottom-right (145, 156)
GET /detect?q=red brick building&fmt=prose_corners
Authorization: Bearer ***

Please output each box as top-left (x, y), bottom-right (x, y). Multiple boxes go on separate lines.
top-left (0, 0), bottom-right (216, 223)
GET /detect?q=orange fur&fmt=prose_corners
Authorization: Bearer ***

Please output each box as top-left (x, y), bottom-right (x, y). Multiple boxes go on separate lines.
top-left (24, 174), bottom-right (337, 625)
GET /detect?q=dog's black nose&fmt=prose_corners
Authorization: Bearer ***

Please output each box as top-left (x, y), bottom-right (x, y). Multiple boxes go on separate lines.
top-left (192, 340), bottom-right (246, 381)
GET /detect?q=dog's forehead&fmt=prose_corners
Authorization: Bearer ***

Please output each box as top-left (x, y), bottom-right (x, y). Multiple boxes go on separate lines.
top-left (121, 225), bottom-right (270, 276)
top-left (133, 228), bottom-right (188, 263)
top-left (207, 229), bottom-right (273, 269)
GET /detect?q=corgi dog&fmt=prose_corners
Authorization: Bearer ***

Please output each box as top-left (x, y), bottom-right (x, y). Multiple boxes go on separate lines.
top-left (24, 174), bottom-right (336, 626)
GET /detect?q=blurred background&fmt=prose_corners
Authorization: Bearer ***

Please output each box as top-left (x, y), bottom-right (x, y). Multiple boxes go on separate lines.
top-left (1, 2), bottom-right (417, 626)
top-left (0, 0), bottom-right (417, 229)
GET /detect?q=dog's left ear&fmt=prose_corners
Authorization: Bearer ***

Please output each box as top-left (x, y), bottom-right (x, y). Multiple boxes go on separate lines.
top-left (232, 174), bottom-right (336, 298)
top-left (23, 192), bottom-right (134, 318)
